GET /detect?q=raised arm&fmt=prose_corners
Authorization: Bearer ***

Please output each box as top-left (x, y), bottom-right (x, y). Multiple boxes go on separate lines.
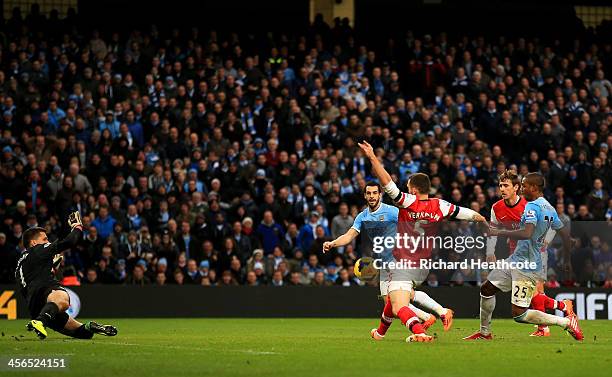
top-left (358, 141), bottom-right (416, 208)
top-left (358, 141), bottom-right (392, 186)
top-left (46, 227), bottom-right (83, 257)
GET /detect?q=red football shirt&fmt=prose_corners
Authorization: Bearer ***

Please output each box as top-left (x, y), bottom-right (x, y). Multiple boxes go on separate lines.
top-left (490, 196), bottom-right (527, 254)
top-left (393, 190), bottom-right (457, 261)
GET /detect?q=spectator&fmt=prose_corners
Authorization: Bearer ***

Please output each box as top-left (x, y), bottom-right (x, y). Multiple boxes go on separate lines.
top-left (219, 270), bottom-right (238, 286)
top-left (173, 269), bottom-right (185, 285)
top-left (256, 210), bottom-right (284, 255)
top-left (0, 233), bottom-right (18, 283)
top-left (185, 259), bottom-right (202, 284)
top-left (545, 269), bottom-right (561, 288)
top-left (297, 212), bottom-right (326, 252)
top-left (126, 263), bottom-right (151, 285)
top-left (335, 268), bottom-right (357, 286)
top-left (331, 202), bottom-right (353, 239)
top-left (69, 163), bottom-right (93, 195)
top-left (97, 258), bottom-right (118, 284)
top-left (271, 270), bottom-right (285, 286)
top-left (311, 271), bottom-right (329, 286)
top-left (84, 268), bottom-right (99, 284)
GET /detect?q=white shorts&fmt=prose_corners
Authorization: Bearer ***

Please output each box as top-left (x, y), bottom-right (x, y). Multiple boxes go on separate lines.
top-left (379, 279), bottom-right (414, 296)
top-left (488, 259), bottom-right (540, 308)
top-left (379, 268), bottom-right (429, 296)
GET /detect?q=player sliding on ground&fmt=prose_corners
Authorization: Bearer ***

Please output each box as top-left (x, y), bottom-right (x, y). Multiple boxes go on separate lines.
top-left (16, 211), bottom-right (118, 340)
top-left (358, 141), bottom-right (486, 342)
top-left (485, 170), bottom-right (574, 337)
top-left (323, 181), bottom-right (442, 339)
top-left (464, 173), bottom-right (583, 341)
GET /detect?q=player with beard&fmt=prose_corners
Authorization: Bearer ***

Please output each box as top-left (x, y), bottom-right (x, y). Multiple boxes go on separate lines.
top-left (323, 181), bottom-right (442, 340)
top-left (358, 141), bottom-right (487, 342)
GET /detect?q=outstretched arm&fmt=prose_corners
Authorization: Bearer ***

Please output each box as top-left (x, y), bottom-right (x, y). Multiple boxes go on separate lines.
top-left (486, 207), bottom-right (499, 261)
top-left (453, 205), bottom-right (487, 222)
top-left (490, 223), bottom-right (535, 240)
top-left (323, 228), bottom-right (359, 253)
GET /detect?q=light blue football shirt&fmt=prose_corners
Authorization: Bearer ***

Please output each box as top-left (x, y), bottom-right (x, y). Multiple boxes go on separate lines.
top-left (510, 196), bottom-right (564, 274)
top-left (352, 203), bottom-right (398, 262)
top-left (351, 202), bottom-right (399, 232)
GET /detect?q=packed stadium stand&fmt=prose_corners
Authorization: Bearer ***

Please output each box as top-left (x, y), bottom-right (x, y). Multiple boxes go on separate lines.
top-left (0, 2), bottom-right (610, 288)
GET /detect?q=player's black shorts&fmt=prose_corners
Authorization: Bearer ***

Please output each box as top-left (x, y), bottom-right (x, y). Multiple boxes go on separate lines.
top-left (27, 284), bottom-right (70, 331)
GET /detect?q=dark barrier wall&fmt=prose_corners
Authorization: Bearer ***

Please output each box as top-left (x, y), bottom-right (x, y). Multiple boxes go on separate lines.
top-left (1, 286), bottom-right (610, 320)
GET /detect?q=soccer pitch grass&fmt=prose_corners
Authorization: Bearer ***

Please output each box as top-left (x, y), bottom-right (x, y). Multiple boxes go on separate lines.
top-left (1, 318), bottom-right (610, 377)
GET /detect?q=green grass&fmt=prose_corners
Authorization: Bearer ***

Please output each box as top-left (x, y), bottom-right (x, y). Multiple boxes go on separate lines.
top-left (0, 318), bottom-right (610, 377)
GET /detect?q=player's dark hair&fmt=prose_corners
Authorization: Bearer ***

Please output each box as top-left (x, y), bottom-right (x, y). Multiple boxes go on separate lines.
top-left (524, 172), bottom-right (545, 192)
top-left (22, 227), bottom-right (46, 248)
top-left (407, 173), bottom-right (431, 194)
top-left (364, 181), bottom-right (382, 194)
top-left (498, 170), bottom-right (520, 188)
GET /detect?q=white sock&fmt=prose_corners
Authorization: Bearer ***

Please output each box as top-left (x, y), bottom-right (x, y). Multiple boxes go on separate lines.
top-left (409, 304), bottom-right (431, 322)
top-left (515, 309), bottom-right (570, 328)
top-left (480, 294), bottom-right (495, 336)
top-left (413, 290), bottom-right (447, 317)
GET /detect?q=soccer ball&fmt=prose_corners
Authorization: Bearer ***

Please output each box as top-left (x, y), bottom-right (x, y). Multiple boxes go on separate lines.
top-left (353, 257), bottom-right (379, 281)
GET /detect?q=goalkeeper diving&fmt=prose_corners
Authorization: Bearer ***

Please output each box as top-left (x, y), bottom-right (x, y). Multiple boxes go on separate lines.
top-left (15, 211), bottom-right (118, 340)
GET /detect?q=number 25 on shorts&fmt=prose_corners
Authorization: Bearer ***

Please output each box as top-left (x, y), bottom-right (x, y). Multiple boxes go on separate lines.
top-left (511, 281), bottom-right (535, 307)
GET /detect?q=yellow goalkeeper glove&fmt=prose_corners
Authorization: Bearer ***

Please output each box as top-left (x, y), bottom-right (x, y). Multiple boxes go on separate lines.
top-left (68, 211), bottom-right (83, 230)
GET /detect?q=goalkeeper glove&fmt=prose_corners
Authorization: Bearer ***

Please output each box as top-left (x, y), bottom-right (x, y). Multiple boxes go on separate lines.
top-left (52, 254), bottom-right (63, 270)
top-left (68, 211), bottom-right (83, 230)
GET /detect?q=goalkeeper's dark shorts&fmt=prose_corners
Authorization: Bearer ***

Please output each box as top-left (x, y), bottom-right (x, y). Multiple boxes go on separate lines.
top-left (28, 284), bottom-right (70, 331)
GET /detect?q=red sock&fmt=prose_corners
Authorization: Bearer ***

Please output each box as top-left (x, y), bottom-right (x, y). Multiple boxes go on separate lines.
top-left (557, 300), bottom-right (566, 311)
top-left (543, 294), bottom-right (554, 310)
top-left (542, 295), bottom-right (565, 311)
top-left (397, 306), bottom-right (424, 334)
top-left (530, 293), bottom-right (546, 312)
top-left (377, 297), bottom-right (394, 336)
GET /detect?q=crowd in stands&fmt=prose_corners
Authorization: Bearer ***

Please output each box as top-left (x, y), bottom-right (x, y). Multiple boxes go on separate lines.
top-left (0, 6), bottom-right (611, 288)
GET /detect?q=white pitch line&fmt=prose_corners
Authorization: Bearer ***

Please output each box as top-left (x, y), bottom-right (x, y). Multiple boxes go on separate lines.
top-left (92, 341), bottom-right (282, 355)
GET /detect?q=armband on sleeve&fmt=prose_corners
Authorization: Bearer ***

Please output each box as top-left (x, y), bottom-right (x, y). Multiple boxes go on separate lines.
top-left (383, 181), bottom-right (401, 201)
top-left (454, 206), bottom-right (479, 220)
